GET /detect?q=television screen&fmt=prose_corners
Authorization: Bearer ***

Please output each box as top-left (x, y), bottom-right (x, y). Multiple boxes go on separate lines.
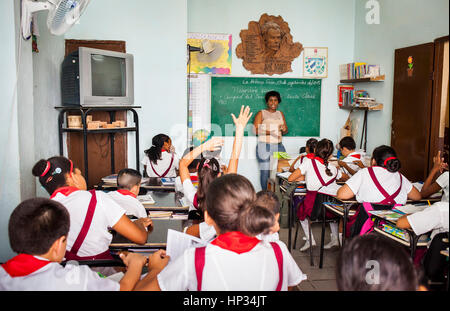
top-left (91, 54), bottom-right (126, 97)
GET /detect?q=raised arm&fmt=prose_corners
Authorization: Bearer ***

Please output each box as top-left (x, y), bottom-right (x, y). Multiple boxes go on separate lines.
top-left (227, 105), bottom-right (252, 174)
top-left (179, 137), bottom-right (224, 183)
top-left (421, 151), bottom-right (445, 198)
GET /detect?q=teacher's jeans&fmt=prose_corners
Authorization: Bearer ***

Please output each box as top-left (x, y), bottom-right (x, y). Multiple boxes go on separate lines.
top-left (256, 142), bottom-right (286, 190)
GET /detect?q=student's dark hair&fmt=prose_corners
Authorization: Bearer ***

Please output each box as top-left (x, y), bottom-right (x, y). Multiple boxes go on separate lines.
top-left (315, 138), bottom-right (334, 176)
top-left (182, 146), bottom-right (202, 171)
top-left (336, 234), bottom-right (418, 291)
top-left (9, 198), bottom-right (70, 255)
top-left (299, 146), bottom-right (306, 154)
top-left (256, 190), bottom-right (280, 214)
top-left (306, 138), bottom-right (318, 153)
top-left (372, 145), bottom-right (401, 173)
top-left (205, 174), bottom-right (256, 233)
top-left (264, 90), bottom-right (281, 104)
top-left (339, 136), bottom-right (356, 151)
top-left (144, 134), bottom-right (170, 164)
top-left (239, 203), bottom-right (275, 237)
top-left (196, 157), bottom-right (221, 211)
top-left (117, 168), bottom-right (142, 190)
top-left (32, 156), bottom-right (73, 195)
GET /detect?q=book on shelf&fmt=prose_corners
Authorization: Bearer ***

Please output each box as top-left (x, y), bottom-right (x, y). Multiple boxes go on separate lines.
top-left (339, 63), bottom-right (381, 80)
top-left (337, 84), bottom-right (354, 107)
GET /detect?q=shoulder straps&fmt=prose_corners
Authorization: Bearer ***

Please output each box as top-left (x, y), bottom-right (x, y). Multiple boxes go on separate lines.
top-left (367, 167), bottom-right (403, 204)
top-left (311, 159), bottom-right (336, 187)
top-left (150, 152), bottom-right (174, 177)
top-left (194, 243), bottom-right (283, 291)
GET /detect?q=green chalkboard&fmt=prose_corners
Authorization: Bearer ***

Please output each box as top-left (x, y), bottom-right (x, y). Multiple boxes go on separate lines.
top-left (210, 76), bottom-right (321, 137)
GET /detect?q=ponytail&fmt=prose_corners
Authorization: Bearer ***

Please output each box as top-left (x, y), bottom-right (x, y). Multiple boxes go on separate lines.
top-left (372, 145), bottom-right (401, 173)
top-left (315, 139), bottom-right (334, 176)
top-left (196, 157), bottom-right (220, 211)
top-left (145, 134), bottom-right (170, 164)
top-left (32, 156), bottom-right (72, 195)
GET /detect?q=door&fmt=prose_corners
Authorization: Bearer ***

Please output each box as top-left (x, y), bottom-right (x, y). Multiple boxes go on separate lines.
top-left (391, 43), bottom-right (434, 182)
top-left (65, 40), bottom-right (128, 188)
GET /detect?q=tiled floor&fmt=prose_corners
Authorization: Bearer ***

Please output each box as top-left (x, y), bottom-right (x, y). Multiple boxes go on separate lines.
top-left (278, 224), bottom-right (339, 291)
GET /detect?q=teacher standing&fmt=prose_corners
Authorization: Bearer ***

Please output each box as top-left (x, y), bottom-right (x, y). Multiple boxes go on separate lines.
top-left (253, 90), bottom-right (288, 190)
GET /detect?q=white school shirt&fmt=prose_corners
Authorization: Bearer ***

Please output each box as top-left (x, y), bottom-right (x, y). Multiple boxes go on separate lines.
top-left (407, 201), bottom-right (449, 244)
top-left (157, 240), bottom-right (306, 291)
top-left (182, 178), bottom-right (198, 211)
top-left (340, 151), bottom-right (365, 176)
top-left (0, 258), bottom-right (119, 291)
top-left (436, 171), bottom-right (449, 202)
top-left (345, 167), bottom-right (413, 204)
top-left (52, 189), bottom-right (125, 257)
top-left (198, 223), bottom-right (280, 243)
top-left (297, 157), bottom-right (342, 196)
top-left (141, 151), bottom-right (179, 178)
top-left (108, 190), bottom-right (148, 219)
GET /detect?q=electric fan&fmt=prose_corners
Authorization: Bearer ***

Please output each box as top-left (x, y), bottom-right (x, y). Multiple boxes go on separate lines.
top-left (21, 0), bottom-right (91, 39)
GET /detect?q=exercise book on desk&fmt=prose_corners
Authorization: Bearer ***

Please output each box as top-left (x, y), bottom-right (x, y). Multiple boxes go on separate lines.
top-left (166, 229), bottom-right (207, 261)
top-left (137, 193), bottom-right (155, 205)
top-left (161, 178), bottom-right (176, 186)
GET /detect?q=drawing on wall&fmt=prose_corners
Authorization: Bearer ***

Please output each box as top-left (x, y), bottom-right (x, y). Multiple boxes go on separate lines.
top-left (235, 13), bottom-right (303, 75)
top-left (187, 33), bottom-right (232, 74)
top-left (303, 47), bottom-right (328, 78)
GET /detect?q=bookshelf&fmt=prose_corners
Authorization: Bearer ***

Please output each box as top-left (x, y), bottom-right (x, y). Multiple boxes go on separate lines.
top-left (340, 75), bottom-right (385, 83)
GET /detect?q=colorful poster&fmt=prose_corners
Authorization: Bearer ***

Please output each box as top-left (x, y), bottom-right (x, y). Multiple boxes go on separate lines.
top-left (187, 33), bottom-right (232, 74)
top-left (303, 47), bottom-right (328, 78)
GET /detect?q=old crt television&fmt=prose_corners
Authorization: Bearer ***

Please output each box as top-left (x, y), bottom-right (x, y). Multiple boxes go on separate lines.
top-left (61, 47), bottom-right (134, 106)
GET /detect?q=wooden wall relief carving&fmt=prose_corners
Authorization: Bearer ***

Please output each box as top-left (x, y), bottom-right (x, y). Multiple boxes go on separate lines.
top-left (236, 14), bottom-right (303, 75)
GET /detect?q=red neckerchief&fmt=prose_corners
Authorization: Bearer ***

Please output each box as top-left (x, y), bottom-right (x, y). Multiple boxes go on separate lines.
top-left (1, 254), bottom-right (51, 277)
top-left (161, 149), bottom-right (167, 152)
top-left (305, 153), bottom-right (315, 159)
top-left (117, 189), bottom-right (137, 198)
top-left (211, 231), bottom-right (261, 254)
top-left (350, 153), bottom-right (361, 159)
top-left (50, 186), bottom-right (80, 199)
top-left (190, 174), bottom-right (198, 182)
top-left (312, 156), bottom-right (324, 165)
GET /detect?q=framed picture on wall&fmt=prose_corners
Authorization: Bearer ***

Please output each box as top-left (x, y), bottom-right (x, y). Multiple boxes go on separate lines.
top-left (303, 47), bottom-right (328, 78)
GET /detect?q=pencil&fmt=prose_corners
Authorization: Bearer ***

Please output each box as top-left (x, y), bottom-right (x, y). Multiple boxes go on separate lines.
top-left (427, 200), bottom-right (431, 206)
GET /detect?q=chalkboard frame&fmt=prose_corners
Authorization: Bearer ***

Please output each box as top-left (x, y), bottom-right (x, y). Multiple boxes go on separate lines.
top-left (210, 76), bottom-right (321, 137)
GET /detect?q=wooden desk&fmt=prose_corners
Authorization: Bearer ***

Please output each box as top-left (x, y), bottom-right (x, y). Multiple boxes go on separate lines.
top-left (96, 177), bottom-right (176, 192)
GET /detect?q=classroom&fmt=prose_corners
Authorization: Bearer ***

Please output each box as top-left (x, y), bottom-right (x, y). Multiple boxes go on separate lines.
top-left (0, 0), bottom-right (449, 295)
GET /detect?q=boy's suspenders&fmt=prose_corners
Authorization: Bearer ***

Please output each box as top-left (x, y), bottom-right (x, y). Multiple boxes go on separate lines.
top-left (194, 242), bottom-right (284, 291)
top-left (150, 153), bottom-right (174, 178)
top-left (65, 190), bottom-right (112, 261)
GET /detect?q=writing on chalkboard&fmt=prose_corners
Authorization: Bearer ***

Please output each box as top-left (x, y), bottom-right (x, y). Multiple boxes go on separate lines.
top-left (211, 77), bottom-right (321, 137)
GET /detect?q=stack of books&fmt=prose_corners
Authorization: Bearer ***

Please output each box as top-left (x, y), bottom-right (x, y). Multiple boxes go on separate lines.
top-left (338, 84), bottom-right (354, 107)
top-left (339, 63), bottom-right (381, 80)
top-left (148, 211), bottom-right (173, 219)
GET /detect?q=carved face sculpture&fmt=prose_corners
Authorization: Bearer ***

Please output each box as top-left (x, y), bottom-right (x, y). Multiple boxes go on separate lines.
top-left (264, 28), bottom-right (282, 52)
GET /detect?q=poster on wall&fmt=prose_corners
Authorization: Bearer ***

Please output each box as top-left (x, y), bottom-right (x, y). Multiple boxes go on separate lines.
top-left (187, 33), bottom-right (232, 74)
top-left (303, 47), bottom-right (328, 78)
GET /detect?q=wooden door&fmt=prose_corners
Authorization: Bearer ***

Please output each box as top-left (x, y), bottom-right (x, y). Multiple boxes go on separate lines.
top-left (391, 43), bottom-right (434, 182)
top-left (65, 40), bottom-right (128, 188)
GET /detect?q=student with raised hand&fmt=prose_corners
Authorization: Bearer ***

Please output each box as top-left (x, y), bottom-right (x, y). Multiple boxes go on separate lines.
top-left (288, 138), bottom-right (342, 251)
top-left (32, 157), bottom-right (150, 265)
top-left (337, 145), bottom-right (421, 237)
top-left (420, 151), bottom-right (449, 202)
top-left (108, 168), bottom-right (151, 220)
top-left (336, 234), bottom-right (423, 291)
top-left (142, 134), bottom-right (179, 178)
top-left (135, 174), bottom-right (306, 291)
top-left (181, 105), bottom-right (252, 239)
top-left (0, 198), bottom-right (148, 291)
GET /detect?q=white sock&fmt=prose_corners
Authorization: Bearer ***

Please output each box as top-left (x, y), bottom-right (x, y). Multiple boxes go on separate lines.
top-left (338, 233), bottom-right (343, 245)
top-left (330, 222), bottom-right (339, 239)
top-left (300, 219), bottom-right (315, 243)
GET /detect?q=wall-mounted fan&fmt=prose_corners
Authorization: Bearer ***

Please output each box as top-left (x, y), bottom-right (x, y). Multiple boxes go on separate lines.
top-left (21, 0), bottom-right (91, 39)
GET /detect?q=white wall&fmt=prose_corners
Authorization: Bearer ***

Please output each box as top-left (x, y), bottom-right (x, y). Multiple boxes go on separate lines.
top-left (353, 0), bottom-right (450, 154)
top-left (65, 0), bottom-right (189, 168)
top-left (188, 0), bottom-right (356, 190)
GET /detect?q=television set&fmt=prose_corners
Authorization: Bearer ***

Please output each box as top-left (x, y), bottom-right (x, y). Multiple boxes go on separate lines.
top-left (61, 47), bottom-right (134, 107)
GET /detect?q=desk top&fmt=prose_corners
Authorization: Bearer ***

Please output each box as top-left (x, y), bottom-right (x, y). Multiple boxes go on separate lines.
top-left (144, 191), bottom-right (187, 211)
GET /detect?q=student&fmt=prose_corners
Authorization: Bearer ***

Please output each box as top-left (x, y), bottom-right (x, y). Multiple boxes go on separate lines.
top-left (135, 174), bottom-right (306, 291)
top-left (289, 138), bottom-right (318, 172)
top-left (174, 147), bottom-right (201, 194)
top-left (337, 145), bottom-right (421, 237)
top-left (336, 136), bottom-right (366, 181)
top-left (420, 151), bottom-right (449, 202)
top-left (336, 234), bottom-right (421, 291)
top-left (32, 157), bottom-right (150, 262)
top-left (0, 198), bottom-right (148, 291)
top-left (108, 168), bottom-right (149, 219)
top-left (254, 190), bottom-right (281, 242)
top-left (142, 134), bottom-right (179, 178)
top-left (288, 138), bottom-right (342, 251)
top-left (182, 105), bottom-right (252, 237)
